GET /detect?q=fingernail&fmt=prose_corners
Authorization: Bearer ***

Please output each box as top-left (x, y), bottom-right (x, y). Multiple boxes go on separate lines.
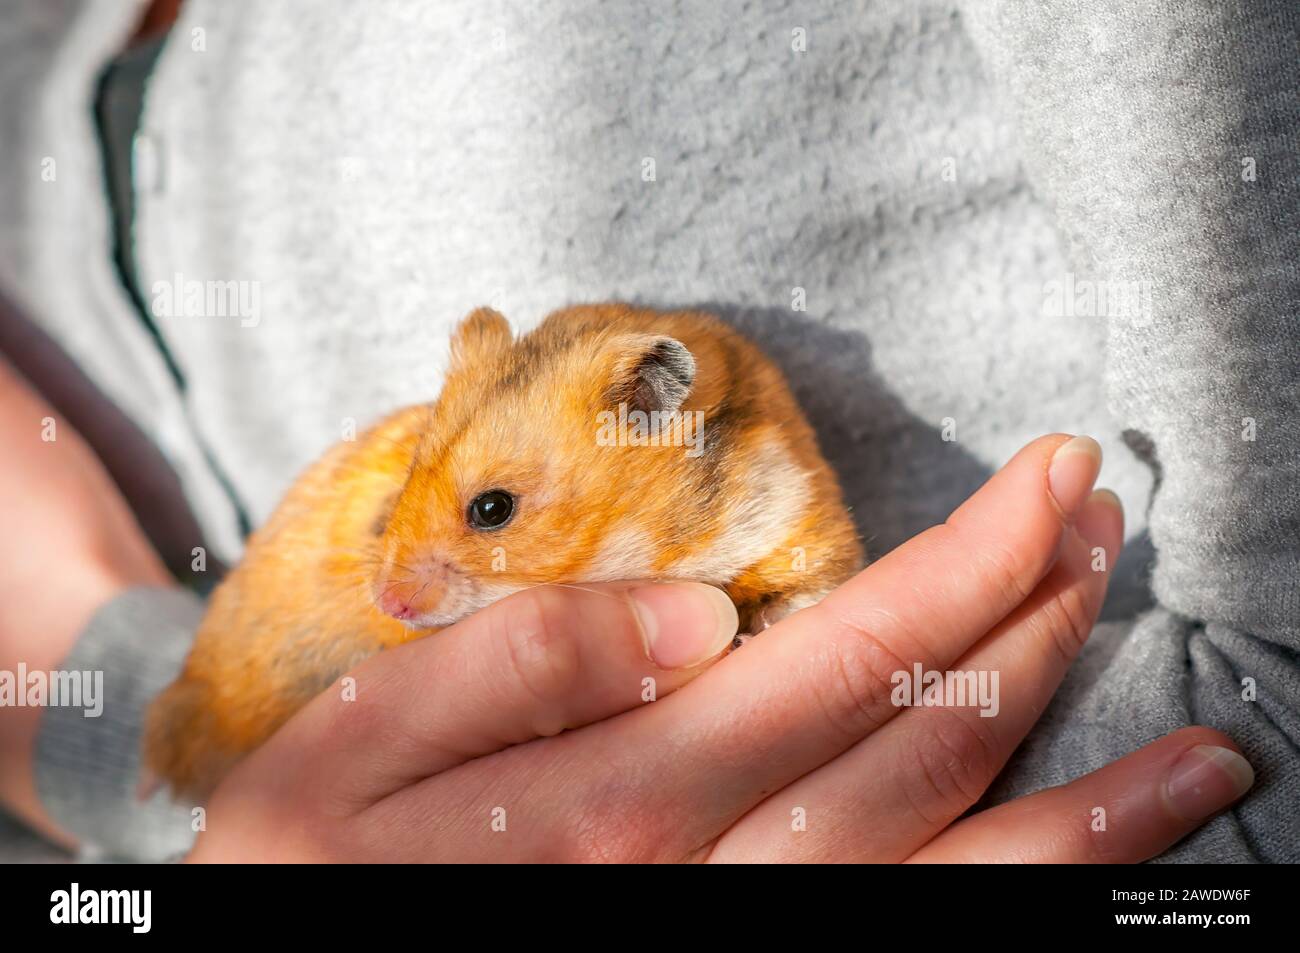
top-left (629, 583), bottom-right (739, 669)
top-left (1165, 745), bottom-right (1255, 821)
top-left (1074, 488), bottom-right (1124, 554)
top-left (1048, 436), bottom-right (1102, 518)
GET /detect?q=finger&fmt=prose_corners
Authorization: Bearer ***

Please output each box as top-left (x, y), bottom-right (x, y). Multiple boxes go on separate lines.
top-left (816, 432), bottom-right (1104, 678)
top-left (406, 434), bottom-right (1104, 859)
top-left (907, 727), bottom-right (1255, 863)
top-left (285, 580), bottom-right (738, 803)
top-left (712, 488), bottom-right (1123, 862)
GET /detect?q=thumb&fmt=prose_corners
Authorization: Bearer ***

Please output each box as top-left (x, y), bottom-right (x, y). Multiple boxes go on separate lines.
top-left (273, 580), bottom-right (738, 804)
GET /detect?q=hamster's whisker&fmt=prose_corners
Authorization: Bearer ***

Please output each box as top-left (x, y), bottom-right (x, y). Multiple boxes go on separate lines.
top-left (535, 582), bottom-right (626, 603)
top-left (374, 579), bottom-right (411, 604)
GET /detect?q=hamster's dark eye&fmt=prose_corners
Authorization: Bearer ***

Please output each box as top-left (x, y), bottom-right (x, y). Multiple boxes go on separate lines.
top-left (468, 490), bottom-right (514, 530)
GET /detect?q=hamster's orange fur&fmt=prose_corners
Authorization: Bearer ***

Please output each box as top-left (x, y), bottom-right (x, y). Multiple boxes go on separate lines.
top-left (145, 304), bottom-right (862, 799)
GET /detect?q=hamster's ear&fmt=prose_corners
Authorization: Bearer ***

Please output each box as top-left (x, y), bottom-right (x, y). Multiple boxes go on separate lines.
top-left (605, 335), bottom-right (696, 415)
top-left (450, 307), bottom-right (512, 370)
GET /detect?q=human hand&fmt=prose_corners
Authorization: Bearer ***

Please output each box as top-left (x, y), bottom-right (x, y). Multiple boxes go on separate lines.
top-left (189, 434), bottom-right (1252, 862)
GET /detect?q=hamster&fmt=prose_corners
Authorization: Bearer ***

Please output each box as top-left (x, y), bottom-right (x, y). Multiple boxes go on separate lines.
top-left (145, 303), bottom-right (863, 800)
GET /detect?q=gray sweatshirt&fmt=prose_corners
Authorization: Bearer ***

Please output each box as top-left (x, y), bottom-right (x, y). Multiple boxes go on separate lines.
top-left (1, 0), bottom-right (1296, 862)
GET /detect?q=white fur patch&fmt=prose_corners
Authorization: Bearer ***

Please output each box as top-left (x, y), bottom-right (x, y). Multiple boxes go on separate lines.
top-left (667, 438), bottom-right (811, 585)
top-left (584, 527), bottom-right (659, 581)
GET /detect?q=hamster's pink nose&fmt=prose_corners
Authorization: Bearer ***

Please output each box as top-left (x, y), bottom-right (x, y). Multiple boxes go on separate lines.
top-left (374, 571), bottom-right (448, 622)
top-left (377, 588), bottom-right (414, 620)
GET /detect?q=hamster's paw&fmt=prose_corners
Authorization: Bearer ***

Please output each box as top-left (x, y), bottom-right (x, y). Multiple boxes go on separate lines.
top-left (727, 605), bottom-right (777, 652)
top-left (729, 588), bottom-right (836, 652)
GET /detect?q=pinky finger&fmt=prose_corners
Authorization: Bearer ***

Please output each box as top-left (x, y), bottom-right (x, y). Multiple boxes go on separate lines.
top-left (907, 727), bottom-right (1255, 863)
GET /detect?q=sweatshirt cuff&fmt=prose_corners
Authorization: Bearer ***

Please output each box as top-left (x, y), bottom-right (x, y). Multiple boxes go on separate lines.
top-left (34, 586), bottom-right (203, 861)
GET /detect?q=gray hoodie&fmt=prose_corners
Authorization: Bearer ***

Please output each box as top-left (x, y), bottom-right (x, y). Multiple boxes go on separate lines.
top-left (1, 0), bottom-right (1296, 862)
